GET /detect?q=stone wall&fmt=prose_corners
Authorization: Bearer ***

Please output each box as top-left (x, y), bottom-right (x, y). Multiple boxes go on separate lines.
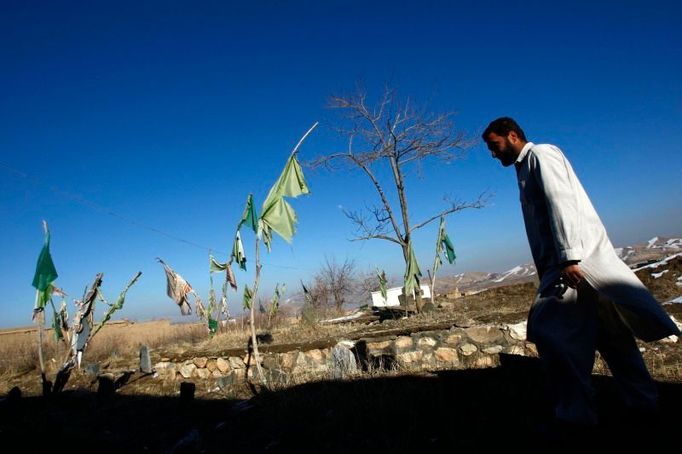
top-left (153, 321), bottom-right (535, 389)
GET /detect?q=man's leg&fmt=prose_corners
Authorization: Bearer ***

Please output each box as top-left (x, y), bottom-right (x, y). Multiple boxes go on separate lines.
top-left (527, 281), bottom-right (599, 425)
top-left (595, 296), bottom-right (658, 411)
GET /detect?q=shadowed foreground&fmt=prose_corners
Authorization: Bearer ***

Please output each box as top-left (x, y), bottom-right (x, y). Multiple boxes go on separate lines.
top-left (1, 354), bottom-right (680, 453)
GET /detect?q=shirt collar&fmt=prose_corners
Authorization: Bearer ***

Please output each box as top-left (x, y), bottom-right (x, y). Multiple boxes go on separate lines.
top-left (516, 142), bottom-right (534, 164)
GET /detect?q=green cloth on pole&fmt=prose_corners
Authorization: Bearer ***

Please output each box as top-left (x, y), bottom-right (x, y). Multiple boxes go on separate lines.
top-left (243, 285), bottom-right (253, 310)
top-left (51, 299), bottom-right (64, 341)
top-left (260, 153), bottom-right (310, 251)
top-left (438, 217), bottom-right (456, 264)
top-left (32, 229), bottom-right (58, 292)
top-left (270, 283), bottom-right (285, 316)
top-left (231, 231), bottom-right (247, 271)
top-left (208, 317), bottom-right (218, 334)
top-left (403, 242), bottom-right (422, 298)
top-left (435, 216), bottom-right (456, 269)
top-left (36, 286), bottom-right (53, 311)
top-left (238, 194), bottom-right (258, 234)
top-left (442, 233), bottom-right (456, 264)
top-left (376, 268), bottom-right (388, 300)
top-left (209, 255), bottom-right (228, 273)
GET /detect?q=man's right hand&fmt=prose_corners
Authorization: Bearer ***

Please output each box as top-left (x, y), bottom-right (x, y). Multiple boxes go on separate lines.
top-left (561, 262), bottom-right (584, 288)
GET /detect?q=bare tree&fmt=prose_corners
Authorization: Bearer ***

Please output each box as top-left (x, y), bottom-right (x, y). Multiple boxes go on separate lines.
top-left (319, 257), bottom-right (356, 311)
top-left (301, 257), bottom-right (357, 312)
top-left (310, 86), bottom-right (487, 311)
top-left (353, 268), bottom-right (402, 307)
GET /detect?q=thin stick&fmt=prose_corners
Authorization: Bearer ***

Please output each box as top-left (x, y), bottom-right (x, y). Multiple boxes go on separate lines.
top-left (34, 290), bottom-right (48, 394)
top-left (249, 235), bottom-right (268, 387)
top-left (430, 223), bottom-right (442, 306)
top-left (290, 122), bottom-right (319, 157)
top-left (36, 220), bottom-right (51, 394)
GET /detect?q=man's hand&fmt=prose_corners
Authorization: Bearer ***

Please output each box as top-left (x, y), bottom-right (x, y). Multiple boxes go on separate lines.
top-left (561, 262), bottom-right (584, 288)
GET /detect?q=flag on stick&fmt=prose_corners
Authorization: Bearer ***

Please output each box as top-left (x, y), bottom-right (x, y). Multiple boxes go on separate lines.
top-left (32, 222), bottom-right (58, 315)
top-left (157, 258), bottom-right (193, 315)
top-left (404, 242), bottom-right (422, 298)
top-left (438, 216), bottom-right (456, 266)
top-left (238, 193), bottom-right (258, 234)
top-left (260, 152), bottom-right (311, 251)
top-left (376, 268), bottom-right (388, 300)
top-left (231, 231), bottom-right (247, 271)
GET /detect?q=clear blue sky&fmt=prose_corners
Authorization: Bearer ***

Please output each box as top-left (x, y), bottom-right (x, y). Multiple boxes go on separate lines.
top-left (1, 1), bottom-right (680, 328)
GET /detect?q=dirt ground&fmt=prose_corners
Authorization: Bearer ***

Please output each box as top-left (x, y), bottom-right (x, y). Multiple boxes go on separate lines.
top-left (2, 355), bottom-right (681, 453)
top-left (2, 268), bottom-right (681, 452)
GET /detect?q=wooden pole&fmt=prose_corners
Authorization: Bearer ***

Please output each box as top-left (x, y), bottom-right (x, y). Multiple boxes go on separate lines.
top-left (36, 220), bottom-right (51, 395)
top-left (34, 290), bottom-right (49, 395)
top-left (249, 234), bottom-right (267, 387)
top-left (430, 217), bottom-right (445, 307)
top-left (290, 122), bottom-right (318, 157)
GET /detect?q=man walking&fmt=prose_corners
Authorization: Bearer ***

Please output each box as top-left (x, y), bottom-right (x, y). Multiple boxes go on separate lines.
top-left (482, 117), bottom-right (680, 427)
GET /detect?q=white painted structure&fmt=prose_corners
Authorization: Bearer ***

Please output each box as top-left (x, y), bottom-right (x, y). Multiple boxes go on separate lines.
top-left (371, 285), bottom-right (431, 307)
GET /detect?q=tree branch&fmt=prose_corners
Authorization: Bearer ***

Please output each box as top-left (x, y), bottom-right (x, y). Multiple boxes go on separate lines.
top-left (410, 192), bottom-right (490, 232)
top-left (350, 234), bottom-right (403, 245)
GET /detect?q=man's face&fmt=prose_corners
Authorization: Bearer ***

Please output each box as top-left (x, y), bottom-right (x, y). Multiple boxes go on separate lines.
top-left (485, 132), bottom-right (519, 167)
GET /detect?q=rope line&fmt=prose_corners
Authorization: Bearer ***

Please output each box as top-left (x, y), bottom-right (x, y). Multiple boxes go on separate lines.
top-left (0, 160), bottom-right (307, 271)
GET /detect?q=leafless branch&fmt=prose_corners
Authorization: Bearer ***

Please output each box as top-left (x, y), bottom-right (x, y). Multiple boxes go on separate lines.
top-left (410, 191), bottom-right (491, 232)
top-left (350, 234), bottom-right (403, 245)
top-left (342, 207), bottom-right (403, 245)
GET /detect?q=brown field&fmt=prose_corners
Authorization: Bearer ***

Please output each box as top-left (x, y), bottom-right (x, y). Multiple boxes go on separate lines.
top-left (1, 276), bottom-right (681, 452)
top-left (2, 278), bottom-right (681, 395)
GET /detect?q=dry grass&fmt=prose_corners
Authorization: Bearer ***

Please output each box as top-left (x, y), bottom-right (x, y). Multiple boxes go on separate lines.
top-left (0, 319), bottom-right (206, 376)
top-left (2, 274), bottom-right (680, 396)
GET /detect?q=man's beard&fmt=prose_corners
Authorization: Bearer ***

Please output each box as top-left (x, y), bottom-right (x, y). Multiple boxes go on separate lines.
top-left (497, 139), bottom-right (517, 167)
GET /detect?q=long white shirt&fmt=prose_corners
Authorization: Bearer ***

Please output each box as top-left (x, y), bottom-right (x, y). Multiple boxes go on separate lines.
top-left (516, 142), bottom-right (679, 341)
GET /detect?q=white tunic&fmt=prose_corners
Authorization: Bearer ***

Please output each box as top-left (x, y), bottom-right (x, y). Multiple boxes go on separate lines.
top-left (516, 142), bottom-right (679, 341)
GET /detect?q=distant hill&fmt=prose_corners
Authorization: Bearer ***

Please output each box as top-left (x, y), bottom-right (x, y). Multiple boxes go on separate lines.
top-left (437, 236), bottom-right (681, 295)
top-left (615, 236), bottom-right (682, 267)
top-left (277, 236), bottom-right (681, 308)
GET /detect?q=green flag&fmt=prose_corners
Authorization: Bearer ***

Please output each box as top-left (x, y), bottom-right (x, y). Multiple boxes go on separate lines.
top-left (243, 284), bottom-right (253, 310)
top-left (442, 233), bottom-right (456, 264)
top-left (260, 153), bottom-right (310, 250)
top-left (238, 194), bottom-right (258, 234)
top-left (231, 231), bottom-right (247, 271)
top-left (209, 254), bottom-right (228, 273)
top-left (208, 316), bottom-right (218, 334)
top-left (376, 268), bottom-right (388, 300)
top-left (270, 283), bottom-right (285, 317)
top-left (50, 299), bottom-right (68, 342)
top-left (32, 228), bottom-right (58, 292)
top-left (404, 242), bottom-right (422, 298)
top-left (434, 216), bottom-right (456, 274)
top-left (36, 284), bottom-right (55, 311)
top-left (438, 217), bottom-right (456, 265)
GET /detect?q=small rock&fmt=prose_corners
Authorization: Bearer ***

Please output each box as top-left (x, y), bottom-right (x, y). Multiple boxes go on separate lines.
top-left (459, 343), bottom-right (478, 356)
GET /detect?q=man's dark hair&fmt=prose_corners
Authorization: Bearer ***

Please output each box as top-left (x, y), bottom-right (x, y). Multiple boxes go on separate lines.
top-left (482, 117), bottom-right (527, 141)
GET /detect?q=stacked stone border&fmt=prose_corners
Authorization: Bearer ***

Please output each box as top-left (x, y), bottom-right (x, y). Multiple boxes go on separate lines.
top-left (153, 321), bottom-right (535, 389)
